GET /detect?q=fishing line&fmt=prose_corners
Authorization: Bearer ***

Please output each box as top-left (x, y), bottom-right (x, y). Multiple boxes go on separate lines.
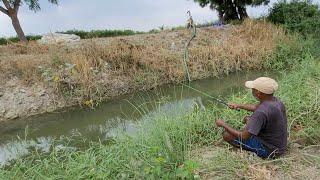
top-left (179, 82), bottom-right (240, 111)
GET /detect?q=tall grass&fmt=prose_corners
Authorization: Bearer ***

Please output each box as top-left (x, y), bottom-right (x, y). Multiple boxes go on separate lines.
top-left (0, 38), bottom-right (319, 178)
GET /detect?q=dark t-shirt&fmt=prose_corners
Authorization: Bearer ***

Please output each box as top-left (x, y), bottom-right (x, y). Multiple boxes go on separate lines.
top-left (246, 97), bottom-right (287, 155)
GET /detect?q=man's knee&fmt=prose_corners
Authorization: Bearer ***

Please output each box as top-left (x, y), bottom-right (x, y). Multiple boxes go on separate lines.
top-left (222, 131), bottom-right (236, 142)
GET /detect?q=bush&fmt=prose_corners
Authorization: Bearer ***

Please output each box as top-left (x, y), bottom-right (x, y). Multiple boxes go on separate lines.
top-left (26, 35), bottom-right (42, 41)
top-left (7, 37), bottom-right (20, 43)
top-left (268, 0), bottom-right (320, 39)
top-left (0, 38), bottom-right (7, 45)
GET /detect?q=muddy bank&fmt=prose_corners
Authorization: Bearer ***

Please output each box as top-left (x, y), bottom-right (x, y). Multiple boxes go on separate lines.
top-left (0, 75), bottom-right (133, 121)
top-left (0, 80), bottom-right (66, 120)
top-left (0, 20), bottom-right (287, 121)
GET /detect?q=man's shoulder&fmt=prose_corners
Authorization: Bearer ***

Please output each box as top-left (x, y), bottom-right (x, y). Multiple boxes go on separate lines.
top-left (260, 97), bottom-right (284, 108)
top-left (255, 100), bottom-right (274, 114)
top-left (257, 97), bottom-right (286, 117)
top-left (256, 101), bottom-right (270, 113)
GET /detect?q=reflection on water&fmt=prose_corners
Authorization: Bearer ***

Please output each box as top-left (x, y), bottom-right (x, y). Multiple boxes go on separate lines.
top-left (0, 137), bottom-right (53, 166)
top-left (0, 97), bottom-right (200, 166)
top-left (0, 70), bottom-right (277, 166)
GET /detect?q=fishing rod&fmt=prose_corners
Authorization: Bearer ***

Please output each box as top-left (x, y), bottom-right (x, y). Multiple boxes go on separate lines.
top-left (179, 83), bottom-right (240, 111)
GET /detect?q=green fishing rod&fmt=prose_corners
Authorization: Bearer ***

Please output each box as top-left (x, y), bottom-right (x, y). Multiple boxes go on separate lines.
top-left (179, 83), bottom-right (240, 111)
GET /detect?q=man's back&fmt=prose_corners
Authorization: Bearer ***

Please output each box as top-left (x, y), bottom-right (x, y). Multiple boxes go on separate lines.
top-left (247, 97), bottom-right (287, 155)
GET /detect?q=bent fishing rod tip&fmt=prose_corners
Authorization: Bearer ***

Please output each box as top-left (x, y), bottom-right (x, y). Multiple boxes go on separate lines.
top-left (179, 82), bottom-right (241, 112)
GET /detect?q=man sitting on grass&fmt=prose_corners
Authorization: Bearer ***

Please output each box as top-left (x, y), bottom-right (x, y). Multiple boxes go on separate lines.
top-left (215, 77), bottom-right (287, 158)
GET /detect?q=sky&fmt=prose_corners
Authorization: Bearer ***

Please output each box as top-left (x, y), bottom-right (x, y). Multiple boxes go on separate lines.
top-left (0, 0), bottom-right (314, 37)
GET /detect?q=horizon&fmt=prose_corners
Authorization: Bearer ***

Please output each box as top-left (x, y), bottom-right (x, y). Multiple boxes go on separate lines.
top-left (0, 0), bottom-right (295, 37)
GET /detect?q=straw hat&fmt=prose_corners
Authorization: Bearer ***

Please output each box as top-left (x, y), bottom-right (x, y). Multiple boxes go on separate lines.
top-left (245, 77), bottom-right (278, 95)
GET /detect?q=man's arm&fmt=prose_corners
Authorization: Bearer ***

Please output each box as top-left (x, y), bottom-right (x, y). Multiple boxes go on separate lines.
top-left (228, 103), bottom-right (259, 112)
top-left (216, 119), bottom-right (251, 140)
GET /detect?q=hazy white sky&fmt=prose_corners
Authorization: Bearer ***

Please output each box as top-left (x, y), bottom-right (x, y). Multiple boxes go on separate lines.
top-left (1, 0), bottom-right (317, 37)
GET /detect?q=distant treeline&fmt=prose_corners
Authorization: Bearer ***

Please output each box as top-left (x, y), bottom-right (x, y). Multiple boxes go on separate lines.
top-left (60, 29), bottom-right (145, 39)
top-left (0, 29), bottom-right (145, 45)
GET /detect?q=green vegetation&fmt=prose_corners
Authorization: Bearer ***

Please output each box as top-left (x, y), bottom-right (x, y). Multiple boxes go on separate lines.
top-left (268, 0), bottom-right (320, 57)
top-left (268, 0), bottom-right (320, 39)
top-left (60, 29), bottom-right (144, 39)
top-left (1, 32), bottom-right (319, 178)
top-left (0, 35), bottom-right (42, 45)
top-left (1, 1), bottom-right (319, 178)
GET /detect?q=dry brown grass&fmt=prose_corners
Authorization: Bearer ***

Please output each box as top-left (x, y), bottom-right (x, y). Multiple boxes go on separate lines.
top-left (0, 41), bottom-right (50, 56)
top-left (189, 20), bottom-right (286, 77)
top-left (0, 19), bottom-right (288, 105)
top-left (192, 145), bottom-right (320, 180)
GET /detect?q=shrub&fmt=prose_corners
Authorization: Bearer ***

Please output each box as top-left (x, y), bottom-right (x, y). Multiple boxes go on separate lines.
top-left (268, 0), bottom-right (320, 39)
top-left (7, 37), bottom-right (20, 43)
top-left (0, 38), bottom-right (7, 45)
top-left (26, 35), bottom-right (42, 41)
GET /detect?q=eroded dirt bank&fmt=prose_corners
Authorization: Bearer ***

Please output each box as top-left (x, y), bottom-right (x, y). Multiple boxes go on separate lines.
top-left (0, 20), bottom-right (287, 121)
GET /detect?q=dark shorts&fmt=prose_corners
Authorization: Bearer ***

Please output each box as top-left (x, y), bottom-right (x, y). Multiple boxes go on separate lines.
top-left (232, 136), bottom-right (270, 158)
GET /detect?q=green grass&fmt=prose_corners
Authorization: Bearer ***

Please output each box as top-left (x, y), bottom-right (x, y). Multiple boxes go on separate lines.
top-left (1, 7), bottom-right (319, 177)
top-left (0, 36), bottom-right (319, 178)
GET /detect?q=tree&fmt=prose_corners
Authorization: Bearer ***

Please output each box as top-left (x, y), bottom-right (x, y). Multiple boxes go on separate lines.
top-left (193, 0), bottom-right (270, 23)
top-left (0, 0), bottom-right (58, 42)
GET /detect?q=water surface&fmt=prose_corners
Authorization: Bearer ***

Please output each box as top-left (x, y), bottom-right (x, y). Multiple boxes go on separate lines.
top-left (0, 70), bottom-right (276, 166)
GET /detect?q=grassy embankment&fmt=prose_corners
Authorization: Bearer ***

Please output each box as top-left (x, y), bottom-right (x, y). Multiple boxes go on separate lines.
top-left (0, 1), bottom-right (319, 178)
top-left (0, 20), bottom-right (285, 107)
top-left (0, 35), bottom-right (319, 178)
top-left (1, 22), bottom-right (320, 180)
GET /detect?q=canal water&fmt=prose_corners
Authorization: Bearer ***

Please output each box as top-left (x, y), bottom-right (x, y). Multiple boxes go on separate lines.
top-left (0, 71), bottom-right (276, 166)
